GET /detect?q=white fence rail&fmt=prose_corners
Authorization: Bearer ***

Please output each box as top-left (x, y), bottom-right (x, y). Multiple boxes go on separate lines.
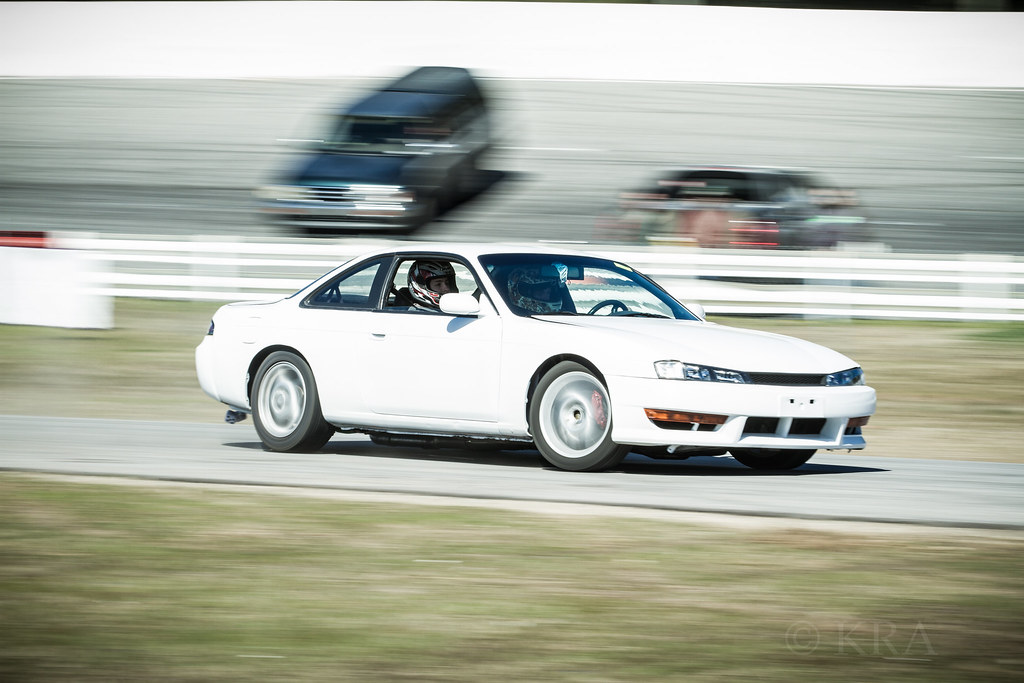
top-left (53, 234), bottom-right (1024, 323)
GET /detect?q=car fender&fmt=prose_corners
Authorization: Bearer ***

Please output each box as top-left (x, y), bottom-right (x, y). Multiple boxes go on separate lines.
top-left (494, 318), bottom-right (657, 434)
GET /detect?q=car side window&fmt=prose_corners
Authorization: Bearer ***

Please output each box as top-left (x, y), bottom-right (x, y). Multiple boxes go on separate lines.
top-left (306, 258), bottom-right (387, 309)
top-left (384, 258), bottom-right (482, 313)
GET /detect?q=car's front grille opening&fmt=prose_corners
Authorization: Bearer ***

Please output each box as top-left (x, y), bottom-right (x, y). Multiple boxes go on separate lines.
top-left (845, 416), bottom-right (870, 435)
top-left (651, 420), bottom-right (696, 431)
top-left (743, 417), bottom-right (779, 434)
top-left (790, 418), bottom-right (827, 435)
top-left (742, 417), bottom-right (827, 436)
top-left (308, 187), bottom-right (357, 202)
top-left (647, 420), bottom-right (721, 432)
top-left (748, 373), bottom-right (827, 386)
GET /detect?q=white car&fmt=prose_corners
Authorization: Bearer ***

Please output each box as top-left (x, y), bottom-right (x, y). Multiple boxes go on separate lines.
top-left (196, 243), bottom-right (875, 472)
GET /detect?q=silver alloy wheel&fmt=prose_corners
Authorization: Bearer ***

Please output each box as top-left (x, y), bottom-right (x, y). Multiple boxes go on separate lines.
top-left (536, 371), bottom-right (611, 458)
top-left (257, 361), bottom-right (307, 438)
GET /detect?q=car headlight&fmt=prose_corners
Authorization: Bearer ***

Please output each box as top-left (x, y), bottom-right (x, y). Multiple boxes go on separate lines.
top-left (254, 185), bottom-right (309, 202)
top-left (825, 367), bottom-right (865, 386)
top-left (654, 361), bottom-right (749, 384)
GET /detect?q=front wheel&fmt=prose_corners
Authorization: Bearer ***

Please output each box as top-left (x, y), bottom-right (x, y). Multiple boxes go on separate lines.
top-left (529, 361), bottom-right (629, 472)
top-left (730, 448), bottom-right (816, 470)
top-left (251, 351), bottom-right (334, 452)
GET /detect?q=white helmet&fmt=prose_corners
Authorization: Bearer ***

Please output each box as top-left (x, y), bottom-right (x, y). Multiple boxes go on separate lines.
top-left (408, 260), bottom-right (457, 309)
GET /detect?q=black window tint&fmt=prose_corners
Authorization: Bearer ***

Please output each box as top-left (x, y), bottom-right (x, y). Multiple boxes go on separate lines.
top-left (672, 171), bottom-right (750, 201)
top-left (306, 258), bottom-right (387, 309)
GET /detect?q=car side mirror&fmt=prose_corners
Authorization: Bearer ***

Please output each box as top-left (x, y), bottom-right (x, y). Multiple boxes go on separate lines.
top-left (686, 302), bottom-right (706, 320)
top-left (439, 292), bottom-right (480, 316)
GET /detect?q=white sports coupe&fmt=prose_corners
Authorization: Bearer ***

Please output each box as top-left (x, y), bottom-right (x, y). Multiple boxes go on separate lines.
top-left (196, 243), bottom-right (875, 471)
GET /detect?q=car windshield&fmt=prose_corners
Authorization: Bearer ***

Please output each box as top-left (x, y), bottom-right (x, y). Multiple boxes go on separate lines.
top-left (480, 254), bottom-right (699, 319)
top-left (321, 115), bottom-right (448, 153)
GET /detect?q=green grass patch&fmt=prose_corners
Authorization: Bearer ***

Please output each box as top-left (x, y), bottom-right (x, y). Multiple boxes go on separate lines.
top-left (0, 298), bottom-right (222, 423)
top-left (2, 474), bottom-right (1022, 681)
top-left (966, 322), bottom-right (1024, 344)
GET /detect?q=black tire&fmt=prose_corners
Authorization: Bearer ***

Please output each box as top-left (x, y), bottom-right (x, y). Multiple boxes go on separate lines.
top-left (251, 351), bottom-right (334, 452)
top-left (730, 448), bottom-right (816, 470)
top-left (529, 361), bottom-right (629, 472)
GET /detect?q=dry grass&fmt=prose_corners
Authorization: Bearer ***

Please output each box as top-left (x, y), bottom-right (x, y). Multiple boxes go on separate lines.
top-left (1, 474), bottom-right (1022, 681)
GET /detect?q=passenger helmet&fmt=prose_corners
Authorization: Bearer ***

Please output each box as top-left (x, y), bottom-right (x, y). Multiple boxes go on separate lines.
top-left (408, 260), bottom-right (457, 309)
top-left (507, 267), bottom-right (563, 314)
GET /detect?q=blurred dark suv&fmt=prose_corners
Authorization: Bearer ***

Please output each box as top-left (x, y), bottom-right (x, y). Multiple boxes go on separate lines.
top-left (257, 66), bottom-right (492, 234)
top-left (597, 165), bottom-right (872, 249)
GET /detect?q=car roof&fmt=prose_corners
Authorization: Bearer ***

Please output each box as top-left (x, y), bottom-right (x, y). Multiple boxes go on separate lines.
top-left (346, 242), bottom-right (596, 264)
top-left (383, 66), bottom-right (482, 99)
top-left (337, 66), bottom-right (484, 118)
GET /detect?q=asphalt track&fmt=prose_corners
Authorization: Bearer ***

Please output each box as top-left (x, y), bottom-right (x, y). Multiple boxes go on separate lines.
top-left (1, 79), bottom-right (1023, 254)
top-left (2, 415), bottom-right (1022, 530)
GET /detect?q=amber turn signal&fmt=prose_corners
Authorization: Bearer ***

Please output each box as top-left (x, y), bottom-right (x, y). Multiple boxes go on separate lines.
top-left (644, 409), bottom-right (727, 425)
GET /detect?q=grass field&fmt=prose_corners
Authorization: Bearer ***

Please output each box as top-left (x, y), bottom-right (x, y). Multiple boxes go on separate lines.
top-left (1, 298), bottom-right (1022, 462)
top-left (1, 474), bottom-right (1022, 681)
top-left (2, 301), bottom-right (1024, 680)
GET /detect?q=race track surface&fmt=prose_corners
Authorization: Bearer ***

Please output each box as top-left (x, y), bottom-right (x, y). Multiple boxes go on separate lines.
top-left (2, 415), bottom-right (1021, 530)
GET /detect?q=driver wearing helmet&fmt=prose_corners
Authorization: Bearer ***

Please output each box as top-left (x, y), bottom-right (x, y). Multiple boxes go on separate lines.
top-left (507, 266), bottom-right (566, 314)
top-left (395, 260), bottom-right (458, 310)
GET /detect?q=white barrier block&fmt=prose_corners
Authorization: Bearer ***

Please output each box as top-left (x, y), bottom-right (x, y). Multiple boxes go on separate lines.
top-left (0, 247), bottom-right (112, 329)
top-left (962, 253), bottom-right (1012, 318)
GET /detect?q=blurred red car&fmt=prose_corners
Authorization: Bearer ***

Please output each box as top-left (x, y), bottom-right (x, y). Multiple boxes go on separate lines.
top-left (597, 165), bottom-right (872, 249)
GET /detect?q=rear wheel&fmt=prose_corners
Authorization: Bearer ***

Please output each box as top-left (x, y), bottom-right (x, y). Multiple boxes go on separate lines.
top-left (529, 361), bottom-right (628, 472)
top-left (730, 448), bottom-right (816, 470)
top-left (252, 351), bottom-right (334, 452)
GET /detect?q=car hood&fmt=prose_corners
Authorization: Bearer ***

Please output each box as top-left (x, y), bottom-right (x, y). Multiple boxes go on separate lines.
top-left (544, 317), bottom-right (857, 373)
top-left (289, 152), bottom-right (413, 186)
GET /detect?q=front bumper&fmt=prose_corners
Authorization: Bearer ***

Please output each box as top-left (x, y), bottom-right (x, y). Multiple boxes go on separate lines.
top-left (194, 336), bottom-right (220, 402)
top-left (258, 199), bottom-right (432, 231)
top-left (608, 375), bottom-right (876, 451)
